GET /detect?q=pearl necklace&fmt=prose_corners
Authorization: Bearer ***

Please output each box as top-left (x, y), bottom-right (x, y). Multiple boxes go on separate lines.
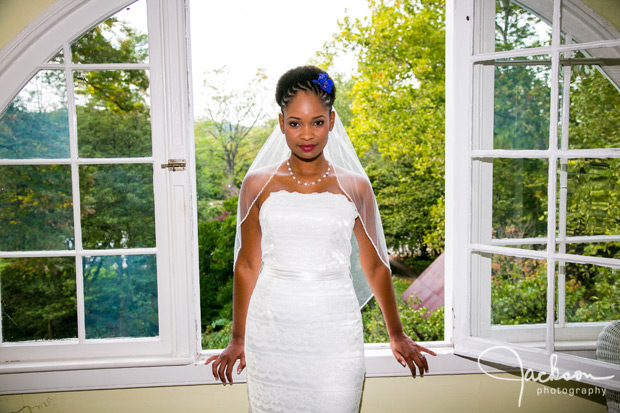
top-left (286, 160), bottom-right (331, 186)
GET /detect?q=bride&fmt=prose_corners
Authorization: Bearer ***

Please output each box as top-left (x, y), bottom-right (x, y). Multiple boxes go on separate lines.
top-left (206, 66), bottom-right (435, 412)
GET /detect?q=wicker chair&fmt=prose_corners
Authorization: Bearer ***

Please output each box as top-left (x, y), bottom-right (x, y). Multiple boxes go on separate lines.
top-left (597, 321), bottom-right (620, 412)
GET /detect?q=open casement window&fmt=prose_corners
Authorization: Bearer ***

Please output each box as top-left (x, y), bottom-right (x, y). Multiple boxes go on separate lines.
top-left (448, 0), bottom-right (620, 390)
top-left (0, 0), bottom-right (198, 370)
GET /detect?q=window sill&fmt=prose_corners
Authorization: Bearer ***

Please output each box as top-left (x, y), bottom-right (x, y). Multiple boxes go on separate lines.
top-left (0, 343), bottom-right (505, 395)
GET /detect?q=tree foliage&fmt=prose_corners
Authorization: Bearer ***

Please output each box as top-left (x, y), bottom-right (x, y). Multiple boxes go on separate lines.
top-left (323, 0), bottom-right (446, 256)
top-left (194, 68), bottom-right (270, 198)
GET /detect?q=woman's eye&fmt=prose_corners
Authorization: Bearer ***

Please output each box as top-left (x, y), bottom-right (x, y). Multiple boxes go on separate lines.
top-left (289, 122), bottom-right (299, 127)
top-left (315, 120), bottom-right (324, 126)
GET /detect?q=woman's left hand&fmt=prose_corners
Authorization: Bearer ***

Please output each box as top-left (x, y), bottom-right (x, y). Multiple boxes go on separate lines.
top-left (390, 333), bottom-right (437, 378)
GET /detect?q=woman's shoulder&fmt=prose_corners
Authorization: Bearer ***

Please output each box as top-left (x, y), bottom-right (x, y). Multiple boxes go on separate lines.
top-left (241, 162), bottom-right (282, 193)
top-left (333, 164), bottom-right (373, 192)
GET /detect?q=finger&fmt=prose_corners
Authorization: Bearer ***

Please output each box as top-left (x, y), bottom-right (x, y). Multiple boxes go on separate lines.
top-left (422, 354), bottom-right (429, 373)
top-left (211, 358), bottom-right (220, 381)
top-left (225, 359), bottom-right (234, 384)
top-left (238, 354), bottom-right (246, 374)
top-left (205, 355), bottom-right (218, 365)
top-left (415, 354), bottom-right (427, 377)
top-left (405, 356), bottom-right (417, 378)
top-left (420, 346), bottom-right (437, 357)
top-left (414, 354), bottom-right (425, 378)
top-left (218, 361), bottom-right (228, 385)
top-left (391, 348), bottom-right (408, 368)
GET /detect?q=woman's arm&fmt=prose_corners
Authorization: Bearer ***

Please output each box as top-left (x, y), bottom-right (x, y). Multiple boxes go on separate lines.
top-left (205, 202), bottom-right (262, 385)
top-left (353, 220), bottom-right (436, 377)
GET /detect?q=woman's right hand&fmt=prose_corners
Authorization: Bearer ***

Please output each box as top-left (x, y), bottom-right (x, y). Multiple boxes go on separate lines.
top-left (205, 338), bottom-right (246, 385)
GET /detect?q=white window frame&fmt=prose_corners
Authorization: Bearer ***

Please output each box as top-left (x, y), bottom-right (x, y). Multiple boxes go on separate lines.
top-left (448, 0), bottom-right (620, 391)
top-left (0, 0), bottom-right (199, 370)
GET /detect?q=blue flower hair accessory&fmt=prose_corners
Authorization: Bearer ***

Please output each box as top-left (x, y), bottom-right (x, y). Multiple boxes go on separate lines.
top-left (312, 73), bottom-right (333, 93)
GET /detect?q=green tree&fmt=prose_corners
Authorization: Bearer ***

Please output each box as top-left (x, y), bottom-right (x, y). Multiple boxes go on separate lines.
top-left (0, 257), bottom-right (77, 342)
top-left (195, 68), bottom-right (270, 198)
top-left (324, 0), bottom-right (446, 256)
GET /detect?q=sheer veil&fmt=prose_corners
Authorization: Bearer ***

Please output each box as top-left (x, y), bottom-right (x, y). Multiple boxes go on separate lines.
top-left (234, 111), bottom-right (391, 307)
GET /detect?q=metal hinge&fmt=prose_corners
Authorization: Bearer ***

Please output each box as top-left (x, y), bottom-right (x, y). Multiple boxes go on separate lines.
top-left (161, 159), bottom-right (186, 171)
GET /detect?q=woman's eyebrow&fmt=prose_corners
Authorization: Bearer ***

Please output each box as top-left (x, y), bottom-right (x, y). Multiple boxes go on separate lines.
top-left (286, 114), bottom-right (326, 120)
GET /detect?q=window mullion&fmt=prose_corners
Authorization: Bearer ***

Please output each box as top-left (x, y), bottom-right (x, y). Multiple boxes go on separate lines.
top-left (471, 148), bottom-right (620, 158)
top-left (557, 33), bottom-right (573, 328)
top-left (471, 38), bottom-right (620, 62)
top-left (64, 40), bottom-right (86, 345)
top-left (543, 0), bottom-right (563, 356)
top-left (39, 63), bottom-right (151, 71)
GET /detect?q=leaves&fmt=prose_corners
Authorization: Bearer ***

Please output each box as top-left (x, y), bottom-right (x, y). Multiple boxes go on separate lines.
top-left (322, 0), bottom-right (446, 257)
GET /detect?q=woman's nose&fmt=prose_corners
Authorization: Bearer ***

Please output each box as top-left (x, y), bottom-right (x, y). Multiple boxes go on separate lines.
top-left (301, 126), bottom-right (313, 140)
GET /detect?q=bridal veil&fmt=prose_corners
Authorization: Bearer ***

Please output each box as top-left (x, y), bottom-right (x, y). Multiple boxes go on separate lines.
top-left (234, 111), bottom-right (390, 307)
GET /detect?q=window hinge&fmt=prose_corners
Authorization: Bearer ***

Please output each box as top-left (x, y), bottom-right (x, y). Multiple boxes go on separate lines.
top-left (161, 159), bottom-right (186, 171)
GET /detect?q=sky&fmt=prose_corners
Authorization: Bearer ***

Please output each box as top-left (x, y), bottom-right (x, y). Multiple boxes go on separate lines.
top-left (113, 0), bottom-right (370, 117)
top-left (188, 0), bottom-right (370, 115)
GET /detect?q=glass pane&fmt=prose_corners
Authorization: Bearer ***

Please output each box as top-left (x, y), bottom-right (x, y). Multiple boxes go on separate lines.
top-left (80, 164), bottom-right (155, 249)
top-left (0, 70), bottom-right (69, 159)
top-left (495, 0), bottom-right (551, 52)
top-left (563, 262), bottom-right (619, 323)
top-left (83, 254), bottom-right (158, 338)
top-left (558, 158), bottom-right (620, 259)
top-left (71, 0), bottom-right (148, 64)
top-left (0, 165), bottom-right (74, 251)
top-left (494, 61), bottom-right (551, 149)
top-left (561, 57), bottom-right (620, 150)
top-left (1, 257), bottom-right (77, 342)
top-left (492, 254), bottom-right (547, 325)
top-left (492, 158), bottom-right (548, 246)
top-left (74, 70), bottom-right (151, 158)
top-left (48, 49), bottom-right (64, 64)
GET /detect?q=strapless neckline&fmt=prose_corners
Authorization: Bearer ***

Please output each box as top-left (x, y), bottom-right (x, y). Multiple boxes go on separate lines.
top-left (260, 190), bottom-right (355, 212)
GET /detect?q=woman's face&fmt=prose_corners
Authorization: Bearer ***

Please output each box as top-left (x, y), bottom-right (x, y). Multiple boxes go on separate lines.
top-left (279, 91), bottom-right (335, 161)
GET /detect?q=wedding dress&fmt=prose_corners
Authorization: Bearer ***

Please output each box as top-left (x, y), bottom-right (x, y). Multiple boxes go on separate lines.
top-left (244, 190), bottom-right (365, 413)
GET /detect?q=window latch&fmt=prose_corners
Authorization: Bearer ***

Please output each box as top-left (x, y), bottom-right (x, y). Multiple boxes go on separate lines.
top-left (161, 159), bottom-right (186, 171)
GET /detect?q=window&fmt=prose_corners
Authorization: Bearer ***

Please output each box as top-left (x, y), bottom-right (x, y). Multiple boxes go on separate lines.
top-left (0, 0), bottom-right (198, 368)
top-left (448, 0), bottom-right (620, 389)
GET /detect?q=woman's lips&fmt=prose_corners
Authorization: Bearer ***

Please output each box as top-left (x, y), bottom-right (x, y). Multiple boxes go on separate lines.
top-left (299, 144), bottom-right (317, 152)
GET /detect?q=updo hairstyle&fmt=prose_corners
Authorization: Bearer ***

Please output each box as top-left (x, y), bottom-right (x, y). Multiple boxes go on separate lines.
top-left (275, 66), bottom-right (336, 112)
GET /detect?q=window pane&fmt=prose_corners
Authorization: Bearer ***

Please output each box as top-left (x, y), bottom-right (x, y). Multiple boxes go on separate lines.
top-left (493, 61), bottom-right (551, 149)
top-left (563, 262), bottom-right (619, 323)
top-left (491, 254), bottom-right (547, 325)
top-left (558, 158), bottom-right (620, 259)
top-left (562, 58), bottom-right (620, 150)
top-left (84, 254), bottom-right (158, 338)
top-left (1, 257), bottom-right (77, 342)
top-left (74, 70), bottom-right (152, 158)
top-left (80, 164), bottom-right (155, 249)
top-left (495, 0), bottom-right (551, 52)
top-left (0, 70), bottom-right (69, 159)
top-left (492, 158), bottom-right (548, 245)
top-left (0, 165), bottom-right (74, 251)
top-left (48, 49), bottom-right (64, 64)
top-left (71, 0), bottom-right (148, 64)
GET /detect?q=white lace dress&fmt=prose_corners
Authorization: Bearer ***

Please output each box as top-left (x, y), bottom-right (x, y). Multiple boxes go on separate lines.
top-left (245, 190), bottom-right (365, 413)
